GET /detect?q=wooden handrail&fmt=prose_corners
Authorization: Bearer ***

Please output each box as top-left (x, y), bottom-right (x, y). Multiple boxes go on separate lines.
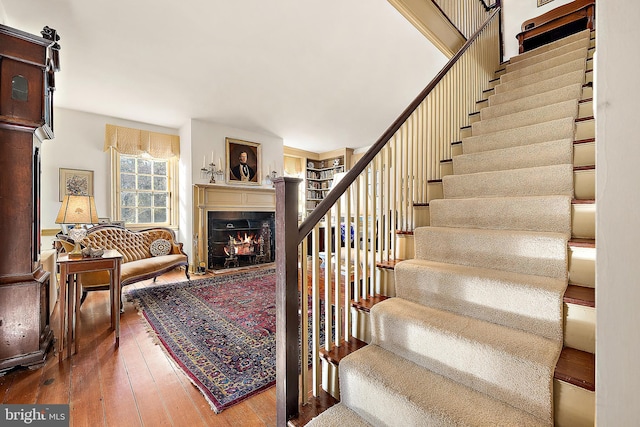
top-left (297, 5), bottom-right (501, 244)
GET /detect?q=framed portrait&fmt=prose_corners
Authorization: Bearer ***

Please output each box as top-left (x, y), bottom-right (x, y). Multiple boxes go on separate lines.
top-left (226, 137), bottom-right (261, 185)
top-left (59, 168), bottom-right (94, 201)
top-left (537, 0), bottom-right (554, 6)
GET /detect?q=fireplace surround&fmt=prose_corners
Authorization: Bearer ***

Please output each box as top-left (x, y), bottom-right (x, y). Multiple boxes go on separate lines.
top-left (193, 184), bottom-right (276, 272)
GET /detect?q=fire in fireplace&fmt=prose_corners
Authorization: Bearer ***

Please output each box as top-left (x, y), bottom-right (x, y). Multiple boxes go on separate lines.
top-left (208, 211), bottom-right (275, 270)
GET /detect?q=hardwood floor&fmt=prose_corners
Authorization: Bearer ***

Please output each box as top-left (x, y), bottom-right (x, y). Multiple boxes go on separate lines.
top-left (0, 268), bottom-right (277, 426)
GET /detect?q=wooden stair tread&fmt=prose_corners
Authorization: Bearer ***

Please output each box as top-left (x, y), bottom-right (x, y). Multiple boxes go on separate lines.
top-left (413, 202), bottom-right (430, 207)
top-left (287, 390), bottom-right (339, 427)
top-left (377, 259), bottom-right (402, 269)
top-left (569, 238), bottom-right (596, 248)
top-left (555, 347), bottom-right (595, 392)
top-left (564, 284), bottom-right (595, 307)
top-left (351, 295), bottom-right (390, 313)
top-left (574, 164), bottom-right (595, 171)
top-left (576, 115), bottom-right (595, 122)
top-left (319, 336), bottom-right (367, 366)
top-left (574, 137), bottom-right (595, 144)
top-left (572, 198), bottom-right (595, 204)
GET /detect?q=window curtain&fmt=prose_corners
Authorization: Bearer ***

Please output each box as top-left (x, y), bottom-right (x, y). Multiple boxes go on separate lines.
top-left (104, 124), bottom-right (180, 159)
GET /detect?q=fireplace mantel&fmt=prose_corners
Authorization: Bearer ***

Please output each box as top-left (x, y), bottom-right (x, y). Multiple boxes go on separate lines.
top-left (192, 184), bottom-right (276, 271)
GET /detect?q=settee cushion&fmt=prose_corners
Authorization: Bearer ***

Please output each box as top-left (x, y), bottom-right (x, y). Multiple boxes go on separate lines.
top-left (150, 238), bottom-right (172, 256)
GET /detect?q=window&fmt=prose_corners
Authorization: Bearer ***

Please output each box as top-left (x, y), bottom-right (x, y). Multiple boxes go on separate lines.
top-left (105, 124), bottom-right (180, 229)
top-left (118, 154), bottom-right (173, 225)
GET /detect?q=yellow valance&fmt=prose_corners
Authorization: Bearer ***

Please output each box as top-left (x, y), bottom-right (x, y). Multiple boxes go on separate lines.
top-left (104, 124), bottom-right (180, 159)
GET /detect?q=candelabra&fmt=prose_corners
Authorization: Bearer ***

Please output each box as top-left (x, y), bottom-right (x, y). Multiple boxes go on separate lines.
top-left (264, 170), bottom-right (279, 186)
top-left (201, 162), bottom-right (224, 183)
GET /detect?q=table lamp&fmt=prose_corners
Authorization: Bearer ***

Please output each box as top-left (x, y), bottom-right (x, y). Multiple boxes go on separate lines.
top-left (55, 195), bottom-right (99, 259)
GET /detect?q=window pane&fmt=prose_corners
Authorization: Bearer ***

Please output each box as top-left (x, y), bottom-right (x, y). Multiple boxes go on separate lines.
top-left (153, 176), bottom-right (167, 191)
top-left (153, 208), bottom-right (167, 223)
top-left (138, 175), bottom-right (152, 190)
top-left (153, 161), bottom-right (167, 175)
top-left (121, 174), bottom-right (136, 190)
top-left (137, 159), bottom-right (152, 174)
top-left (121, 192), bottom-right (136, 207)
top-left (121, 157), bottom-right (135, 173)
top-left (138, 208), bottom-right (151, 223)
top-left (121, 208), bottom-right (136, 223)
top-left (154, 193), bottom-right (167, 207)
top-left (138, 193), bottom-right (152, 207)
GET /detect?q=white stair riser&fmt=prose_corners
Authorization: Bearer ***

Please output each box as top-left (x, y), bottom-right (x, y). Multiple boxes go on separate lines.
top-left (576, 119), bottom-right (594, 140)
top-left (578, 100), bottom-right (593, 119)
top-left (574, 142), bottom-right (595, 167)
top-left (574, 169), bottom-right (595, 199)
top-left (426, 181), bottom-right (443, 202)
top-left (440, 161), bottom-right (453, 177)
top-left (554, 380), bottom-right (595, 427)
top-left (414, 205), bottom-right (430, 227)
top-left (572, 204), bottom-right (596, 239)
top-left (568, 246), bottom-right (595, 287)
top-left (564, 302), bottom-right (596, 354)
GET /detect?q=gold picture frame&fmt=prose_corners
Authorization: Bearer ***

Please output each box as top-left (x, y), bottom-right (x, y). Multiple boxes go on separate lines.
top-left (59, 168), bottom-right (94, 201)
top-left (538, 0), bottom-right (554, 6)
top-left (226, 137), bottom-right (261, 185)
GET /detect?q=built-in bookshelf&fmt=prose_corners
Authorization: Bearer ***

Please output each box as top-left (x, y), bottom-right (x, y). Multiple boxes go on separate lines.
top-left (283, 147), bottom-right (353, 218)
top-left (305, 157), bottom-right (345, 214)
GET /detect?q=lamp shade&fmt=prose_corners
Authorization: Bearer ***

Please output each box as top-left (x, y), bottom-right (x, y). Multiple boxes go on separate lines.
top-left (55, 195), bottom-right (99, 224)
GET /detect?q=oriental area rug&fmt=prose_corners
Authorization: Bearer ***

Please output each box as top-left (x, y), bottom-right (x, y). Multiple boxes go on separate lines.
top-left (127, 268), bottom-right (286, 413)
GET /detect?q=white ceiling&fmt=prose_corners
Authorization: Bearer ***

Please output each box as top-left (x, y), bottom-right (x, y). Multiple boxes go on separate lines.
top-left (1, 0), bottom-right (446, 152)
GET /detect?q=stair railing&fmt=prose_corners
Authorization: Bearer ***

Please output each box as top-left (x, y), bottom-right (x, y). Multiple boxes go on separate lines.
top-left (275, 4), bottom-right (502, 425)
top-left (432, 0), bottom-right (499, 39)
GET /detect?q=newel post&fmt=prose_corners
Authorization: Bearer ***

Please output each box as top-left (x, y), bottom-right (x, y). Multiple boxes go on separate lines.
top-left (274, 176), bottom-right (302, 426)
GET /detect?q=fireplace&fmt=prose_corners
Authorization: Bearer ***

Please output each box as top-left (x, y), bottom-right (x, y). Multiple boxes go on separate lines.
top-left (207, 211), bottom-right (275, 270)
top-left (193, 184), bottom-right (276, 272)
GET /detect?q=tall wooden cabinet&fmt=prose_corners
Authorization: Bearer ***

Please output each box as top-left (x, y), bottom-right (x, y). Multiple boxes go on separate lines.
top-left (0, 24), bottom-right (60, 373)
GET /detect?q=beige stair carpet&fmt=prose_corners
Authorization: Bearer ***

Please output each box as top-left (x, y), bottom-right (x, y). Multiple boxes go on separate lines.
top-left (488, 69), bottom-right (585, 106)
top-left (509, 29), bottom-right (590, 63)
top-left (442, 163), bottom-right (574, 200)
top-left (308, 28), bottom-right (589, 427)
top-left (462, 117), bottom-right (575, 154)
top-left (481, 84), bottom-right (583, 120)
top-left (370, 298), bottom-right (560, 421)
top-left (472, 100), bottom-right (578, 136)
top-left (394, 259), bottom-right (567, 341)
top-left (496, 58), bottom-right (587, 94)
top-left (429, 195), bottom-right (572, 236)
top-left (453, 139), bottom-right (573, 175)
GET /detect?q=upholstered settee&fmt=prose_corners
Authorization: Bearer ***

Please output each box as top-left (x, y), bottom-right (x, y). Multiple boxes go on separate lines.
top-left (75, 225), bottom-right (189, 302)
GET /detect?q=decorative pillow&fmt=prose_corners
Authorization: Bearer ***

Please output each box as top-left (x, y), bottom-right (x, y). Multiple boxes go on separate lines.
top-left (150, 238), bottom-right (172, 257)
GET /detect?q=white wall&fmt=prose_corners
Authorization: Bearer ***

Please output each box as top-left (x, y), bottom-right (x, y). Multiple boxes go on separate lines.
top-left (595, 2), bottom-right (640, 424)
top-left (42, 109), bottom-right (284, 266)
top-left (41, 107), bottom-right (179, 232)
top-left (502, 0), bottom-right (573, 60)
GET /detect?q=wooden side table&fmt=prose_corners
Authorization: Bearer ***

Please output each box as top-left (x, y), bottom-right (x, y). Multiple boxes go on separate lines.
top-left (57, 249), bottom-right (123, 361)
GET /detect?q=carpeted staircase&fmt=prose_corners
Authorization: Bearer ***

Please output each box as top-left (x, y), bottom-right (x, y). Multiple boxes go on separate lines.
top-left (307, 29), bottom-right (593, 426)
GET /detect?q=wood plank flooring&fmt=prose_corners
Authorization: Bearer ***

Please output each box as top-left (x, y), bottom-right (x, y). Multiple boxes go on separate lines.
top-left (0, 268), bottom-right (277, 427)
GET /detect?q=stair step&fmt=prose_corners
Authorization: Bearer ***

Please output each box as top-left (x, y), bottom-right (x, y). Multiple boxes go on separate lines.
top-left (430, 195), bottom-right (571, 236)
top-left (568, 244), bottom-right (595, 288)
top-left (488, 69), bottom-right (585, 106)
top-left (414, 227), bottom-right (568, 279)
top-left (564, 285), bottom-right (596, 354)
top-left (574, 138), bottom-right (595, 167)
top-left (506, 36), bottom-right (591, 72)
top-left (318, 336), bottom-right (367, 366)
top-left (288, 390), bottom-right (339, 427)
top-left (472, 100), bottom-right (578, 136)
top-left (462, 117), bottom-right (575, 154)
top-left (443, 164), bottom-right (574, 200)
top-left (305, 403), bottom-right (371, 427)
top-left (340, 341), bottom-right (554, 426)
top-left (351, 294), bottom-right (389, 313)
top-left (481, 83), bottom-right (583, 121)
top-left (496, 58), bottom-right (587, 95)
top-left (502, 48), bottom-right (589, 83)
top-left (555, 347), bottom-right (595, 392)
top-left (510, 29), bottom-right (591, 63)
top-left (394, 258), bottom-right (567, 341)
top-left (453, 139), bottom-right (573, 175)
